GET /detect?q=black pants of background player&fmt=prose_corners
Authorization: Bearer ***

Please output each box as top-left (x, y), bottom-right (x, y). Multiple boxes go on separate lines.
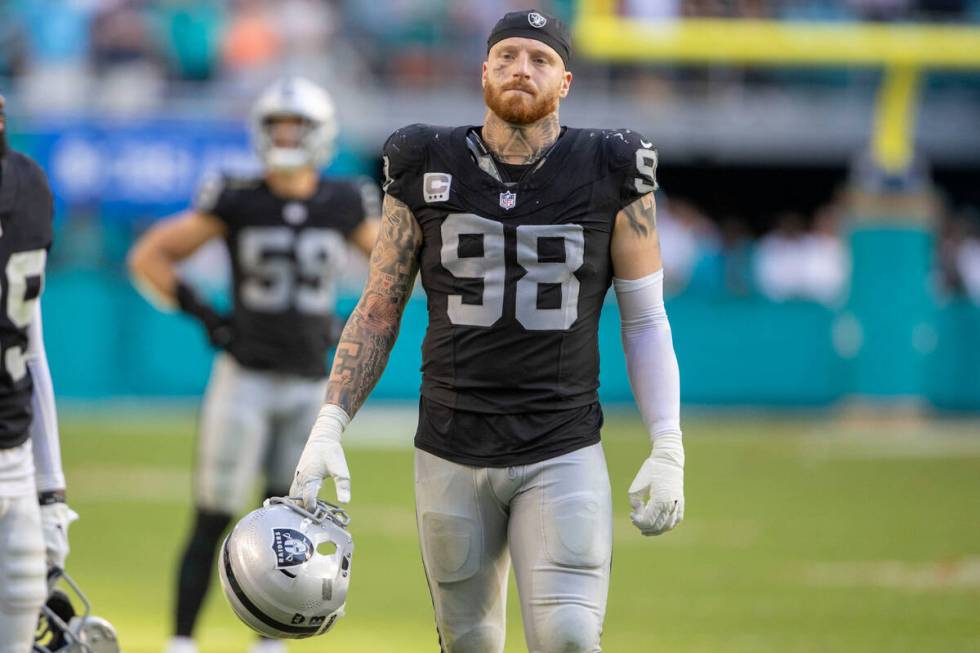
top-left (174, 483), bottom-right (286, 640)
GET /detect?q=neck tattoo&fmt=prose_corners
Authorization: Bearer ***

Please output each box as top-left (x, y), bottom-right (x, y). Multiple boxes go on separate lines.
top-left (482, 112), bottom-right (560, 165)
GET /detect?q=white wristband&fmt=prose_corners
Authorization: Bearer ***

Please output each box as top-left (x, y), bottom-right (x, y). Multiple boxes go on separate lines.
top-left (310, 404), bottom-right (351, 443)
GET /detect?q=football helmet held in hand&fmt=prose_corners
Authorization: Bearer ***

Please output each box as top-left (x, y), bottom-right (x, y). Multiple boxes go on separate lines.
top-left (34, 569), bottom-right (121, 653)
top-left (219, 497), bottom-right (353, 639)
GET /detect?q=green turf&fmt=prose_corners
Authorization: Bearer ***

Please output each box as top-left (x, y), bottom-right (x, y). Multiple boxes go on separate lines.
top-left (58, 409), bottom-right (980, 652)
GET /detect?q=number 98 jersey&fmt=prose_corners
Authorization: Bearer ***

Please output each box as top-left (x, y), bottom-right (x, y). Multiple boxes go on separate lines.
top-left (0, 152), bottom-right (53, 449)
top-left (383, 124), bottom-right (657, 419)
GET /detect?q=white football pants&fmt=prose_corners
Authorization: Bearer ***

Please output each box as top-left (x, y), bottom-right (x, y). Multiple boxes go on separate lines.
top-left (196, 353), bottom-right (327, 514)
top-left (0, 441), bottom-right (46, 653)
top-left (415, 443), bottom-right (612, 653)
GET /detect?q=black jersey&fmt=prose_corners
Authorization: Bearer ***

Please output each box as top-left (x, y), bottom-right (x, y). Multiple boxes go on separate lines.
top-left (0, 151), bottom-right (54, 449)
top-left (382, 124), bottom-right (657, 465)
top-left (195, 174), bottom-right (375, 378)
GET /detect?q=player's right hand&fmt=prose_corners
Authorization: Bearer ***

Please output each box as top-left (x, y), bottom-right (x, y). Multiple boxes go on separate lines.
top-left (39, 501), bottom-right (79, 572)
top-left (291, 404), bottom-right (352, 510)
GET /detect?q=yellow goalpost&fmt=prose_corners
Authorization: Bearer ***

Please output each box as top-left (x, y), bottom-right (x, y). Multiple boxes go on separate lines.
top-left (574, 1), bottom-right (980, 173)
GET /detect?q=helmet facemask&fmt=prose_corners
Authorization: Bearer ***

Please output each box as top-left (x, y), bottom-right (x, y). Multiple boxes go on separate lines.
top-left (250, 77), bottom-right (338, 173)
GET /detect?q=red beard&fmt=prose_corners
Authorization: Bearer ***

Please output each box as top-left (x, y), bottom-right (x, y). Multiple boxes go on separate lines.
top-left (484, 81), bottom-right (559, 125)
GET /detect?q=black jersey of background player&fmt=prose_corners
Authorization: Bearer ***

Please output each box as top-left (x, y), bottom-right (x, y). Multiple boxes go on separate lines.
top-left (0, 151), bottom-right (54, 449)
top-left (383, 123), bottom-right (658, 463)
top-left (195, 175), bottom-right (373, 378)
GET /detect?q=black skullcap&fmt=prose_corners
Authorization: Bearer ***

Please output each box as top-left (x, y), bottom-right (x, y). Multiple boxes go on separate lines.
top-left (487, 10), bottom-right (571, 66)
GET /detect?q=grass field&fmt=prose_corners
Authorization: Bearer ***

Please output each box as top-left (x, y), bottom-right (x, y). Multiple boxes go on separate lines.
top-left (58, 407), bottom-right (980, 653)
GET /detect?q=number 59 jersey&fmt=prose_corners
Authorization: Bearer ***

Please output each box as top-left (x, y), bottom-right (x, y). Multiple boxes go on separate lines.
top-left (383, 124), bottom-right (658, 414)
top-left (195, 175), bottom-right (375, 378)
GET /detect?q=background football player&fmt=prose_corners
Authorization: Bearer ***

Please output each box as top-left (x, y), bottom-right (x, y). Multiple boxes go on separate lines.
top-left (0, 93), bottom-right (77, 653)
top-left (127, 77), bottom-right (379, 653)
top-left (290, 10), bottom-right (684, 653)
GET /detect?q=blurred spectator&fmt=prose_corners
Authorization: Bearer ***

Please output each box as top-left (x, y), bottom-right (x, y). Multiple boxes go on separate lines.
top-left (719, 216), bottom-right (755, 296)
top-left (939, 209), bottom-right (980, 301)
top-left (91, 0), bottom-right (166, 112)
top-left (12, 0), bottom-right (97, 112)
top-left (657, 197), bottom-right (722, 294)
top-left (154, 0), bottom-right (225, 81)
top-left (754, 207), bottom-right (848, 304)
top-left (277, 0), bottom-right (337, 72)
top-left (221, 0), bottom-right (282, 80)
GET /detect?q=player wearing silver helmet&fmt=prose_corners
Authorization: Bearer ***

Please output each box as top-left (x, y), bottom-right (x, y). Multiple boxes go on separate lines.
top-left (128, 77), bottom-right (379, 653)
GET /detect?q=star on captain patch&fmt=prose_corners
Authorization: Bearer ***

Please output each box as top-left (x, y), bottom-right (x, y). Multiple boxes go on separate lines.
top-left (499, 190), bottom-right (517, 211)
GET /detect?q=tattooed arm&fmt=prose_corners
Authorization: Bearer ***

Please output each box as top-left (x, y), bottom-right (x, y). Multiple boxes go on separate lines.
top-left (328, 194), bottom-right (422, 416)
top-left (611, 192), bottom-right (662, 280)
top-left (291, 193), bottom-right (421, 506)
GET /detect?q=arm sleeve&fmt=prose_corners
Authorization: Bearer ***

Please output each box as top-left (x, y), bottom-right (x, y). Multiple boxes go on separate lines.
top-left (27, 303), bottom-right (65, 494)
top-left (614, 269), bottom-right (681, 444)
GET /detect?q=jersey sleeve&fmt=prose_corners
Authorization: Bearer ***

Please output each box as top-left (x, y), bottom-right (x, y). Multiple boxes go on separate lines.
top-left (381, 124), bottom-right (430, 206)
top-left (193, 174), bottom-right (237, 224)
top-left (606, 129), bottom-right (659, 210)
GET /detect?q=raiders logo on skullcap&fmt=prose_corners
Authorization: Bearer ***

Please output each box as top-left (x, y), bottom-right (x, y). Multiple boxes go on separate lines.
top-left (487, 9), bottom-right (571, 66)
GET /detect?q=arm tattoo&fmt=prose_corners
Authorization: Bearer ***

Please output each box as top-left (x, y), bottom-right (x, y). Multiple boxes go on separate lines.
top-left (482, 111), bottom-right (560, 164)
top-left (325, 195), bottom-right (421, 416)
top-left (621, 193), bottom-right (656, 239)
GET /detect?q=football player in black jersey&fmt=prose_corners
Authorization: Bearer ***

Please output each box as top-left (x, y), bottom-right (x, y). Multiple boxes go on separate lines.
top-left (0, 93), bottom-right (77, 653)
top-left (127, 78), bottom-right (379, 653)
top-left (291, 10), bottom-right (685, 652)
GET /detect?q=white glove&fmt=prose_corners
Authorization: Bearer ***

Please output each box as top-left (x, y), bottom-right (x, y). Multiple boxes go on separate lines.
top-left (290, 404), bottom-right (351, 510)
top-left (39, 501), bottom-right (79, 571)
top-left (628, 432), bottom-right (685, 536)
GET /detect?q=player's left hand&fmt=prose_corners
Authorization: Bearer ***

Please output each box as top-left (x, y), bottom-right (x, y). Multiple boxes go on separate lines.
top-left (628, 432), bottom-right (684, 536)
top-left (39, 502), bottom-right (79, 571)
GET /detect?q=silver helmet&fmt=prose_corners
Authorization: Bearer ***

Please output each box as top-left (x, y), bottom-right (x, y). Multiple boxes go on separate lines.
top-left (219, 497), bottom-right (353, 639)
top-left (250, 77), bottom-right (338, 171)
top-left (34, 570), bottom-right (122, 653)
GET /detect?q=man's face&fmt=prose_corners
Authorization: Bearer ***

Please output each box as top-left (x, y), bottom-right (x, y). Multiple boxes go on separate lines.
top-left (263, 114), bottom-right (308, 148)
top-left (0, 94), bottom-right (6, 158)
top-left (482, 37), bottom-right (572, 125)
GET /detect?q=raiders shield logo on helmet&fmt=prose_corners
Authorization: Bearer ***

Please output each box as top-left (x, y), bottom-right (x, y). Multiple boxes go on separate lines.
top-left (272, 528), bottom-right (314, 568)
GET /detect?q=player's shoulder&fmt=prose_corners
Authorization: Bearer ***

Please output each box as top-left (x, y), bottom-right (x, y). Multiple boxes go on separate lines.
top-left (597, 128), bottom-right (657, 168)
top-left (194, 171), bottom-right (263, 215)
top-left (5, 150), bottom-right (51, 194)
top-left (383, 124), bottom-right (455, 169)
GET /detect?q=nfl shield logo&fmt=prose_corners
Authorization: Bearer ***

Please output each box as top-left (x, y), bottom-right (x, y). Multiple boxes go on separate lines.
top-left (499, 191), bottom-right (517, 211)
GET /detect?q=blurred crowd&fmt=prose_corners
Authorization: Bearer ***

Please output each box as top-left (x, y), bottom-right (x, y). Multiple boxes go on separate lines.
top-left (656, 193), bottom-right (850, 304)
top-left (2, 0), bottom-right (978, 109)
top-left (939, 208), bottom-right (980, 302)
top-left (1, 0), bottom-right (978, 306)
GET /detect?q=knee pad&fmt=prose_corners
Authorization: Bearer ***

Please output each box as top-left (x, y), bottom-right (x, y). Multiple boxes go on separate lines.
top-left (446, 623), bottom-right (504, 653)
top-left (534, 605), bottom-right (601, 653)
top-left (420, 512), bottom-right (481, 584)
